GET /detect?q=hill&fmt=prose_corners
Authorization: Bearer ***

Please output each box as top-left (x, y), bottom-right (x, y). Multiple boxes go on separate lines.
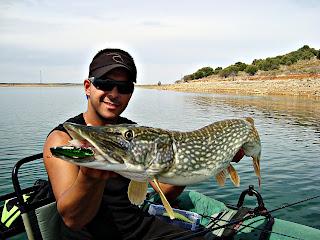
top-left (140, 46), bottom-right (320, 98)
top-left (179, 45), bottom-right (320, 82)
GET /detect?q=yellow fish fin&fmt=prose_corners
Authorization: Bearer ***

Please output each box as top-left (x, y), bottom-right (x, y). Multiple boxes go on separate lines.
top-left (245, 117), bottom-right (254, 125)
top-left (215, 169), bottom-right (227, 187)
top-left (152, 178), bottom-right (175, 220)
top-left (163, 212), bottom-right (194, 223)
top-left (127, 180), bottom-right (148, 205)
top-left (253, 156), bottom-right (261, 187)
top-left (227, 164), bottom-right (240, 187)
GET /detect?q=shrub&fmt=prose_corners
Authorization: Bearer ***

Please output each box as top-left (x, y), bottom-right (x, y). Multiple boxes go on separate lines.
top-left (193, 70), bottom-right (206, 79)
top-left (183, 74), bottom-right (194, 81)
top-left (256, 58), bottom-right (280, 71)
top-left (234, 62), bottom-right (247, 72)
top-left (192, 67), bottom-right (214, 79)
top-left (245, 65), bottom-right (258, 76)
top-left (219, 66), bottom-right (238, 78)
top-left (213, 67), bottom-right (222, 74)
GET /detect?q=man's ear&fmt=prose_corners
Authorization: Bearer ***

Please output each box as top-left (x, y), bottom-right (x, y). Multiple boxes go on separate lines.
top-left (84, 79), bottom-right (91, 97)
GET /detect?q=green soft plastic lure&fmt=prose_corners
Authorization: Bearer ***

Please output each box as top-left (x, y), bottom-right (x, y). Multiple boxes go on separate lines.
top-left (50, 146), bottom-right (94, 159)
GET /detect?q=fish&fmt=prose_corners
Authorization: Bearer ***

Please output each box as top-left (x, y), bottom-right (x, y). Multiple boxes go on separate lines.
top-left (50, 117), bottom-right (261, 219)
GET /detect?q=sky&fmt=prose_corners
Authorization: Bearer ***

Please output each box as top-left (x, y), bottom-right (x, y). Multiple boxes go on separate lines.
top-left (0, 0), bottom-right (319, 85)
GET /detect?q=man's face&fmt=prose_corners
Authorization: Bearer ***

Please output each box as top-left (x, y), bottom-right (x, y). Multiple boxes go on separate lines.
top-left (85, 68), bottom-right (133, 121)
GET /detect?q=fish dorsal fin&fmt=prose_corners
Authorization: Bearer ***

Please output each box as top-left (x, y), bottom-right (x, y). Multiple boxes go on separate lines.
top-left (245, 117), bottom-right (254, 125)
top-left (127, 180), bottom-right (148, 205)
top-left (215, 169), bottom-right (227, 186)
top-left (227, 164), bottom-right (240, 187)
top-left (152, 178), bottom-right (175, 220)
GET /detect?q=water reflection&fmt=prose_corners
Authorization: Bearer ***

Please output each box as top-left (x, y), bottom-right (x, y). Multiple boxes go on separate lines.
top-left (187, 94), bottom-right (320, 143)
top-left (1, 87), bottom-right (319, 228)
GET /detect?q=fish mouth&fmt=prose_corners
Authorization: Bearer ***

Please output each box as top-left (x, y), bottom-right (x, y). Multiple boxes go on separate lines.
top-left (62, 122), bottom-right (126, 164)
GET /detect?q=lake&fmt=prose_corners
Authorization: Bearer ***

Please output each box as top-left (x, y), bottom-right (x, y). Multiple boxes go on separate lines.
top-left (0, 86), bottom-right (319, 231)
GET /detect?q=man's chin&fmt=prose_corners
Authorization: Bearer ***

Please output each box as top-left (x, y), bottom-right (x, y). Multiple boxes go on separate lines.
top-left (99, 110), bottom-right (123, 121)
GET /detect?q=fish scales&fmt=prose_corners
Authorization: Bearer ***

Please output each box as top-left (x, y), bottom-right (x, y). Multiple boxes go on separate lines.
top-left (161, 119), bottom-right (254, 184)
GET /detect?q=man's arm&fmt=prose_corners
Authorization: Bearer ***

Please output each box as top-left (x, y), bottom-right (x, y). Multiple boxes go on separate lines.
top-left (43, 130), bottom-right (115, 230)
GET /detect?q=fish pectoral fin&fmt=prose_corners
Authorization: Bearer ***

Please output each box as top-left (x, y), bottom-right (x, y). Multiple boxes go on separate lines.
top-left (253, 156), bottom-right (261, 187)
top-left (152, 178), bottom-right (175, 220)
top-left (127, 180), bottom-right (148, 205)
top-left (215, 170), bottom-right (227, 187)
top-left (227, 164), bottom-right (240, 187)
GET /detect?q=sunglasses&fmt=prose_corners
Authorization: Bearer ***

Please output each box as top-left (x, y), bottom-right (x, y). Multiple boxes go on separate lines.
top-left (89, 77), bottom-right (134, 94)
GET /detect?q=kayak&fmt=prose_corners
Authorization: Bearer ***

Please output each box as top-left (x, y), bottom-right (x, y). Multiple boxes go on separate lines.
top-left (1, 153), bottom-right (320, 240)
top-left (146, 188), bottom-right (320, 239)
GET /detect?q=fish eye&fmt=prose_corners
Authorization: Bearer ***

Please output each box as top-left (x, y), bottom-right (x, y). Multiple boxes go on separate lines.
top-left (124, 130), bottom-right (134, 141)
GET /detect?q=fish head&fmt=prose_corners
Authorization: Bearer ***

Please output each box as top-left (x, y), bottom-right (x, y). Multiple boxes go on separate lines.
top-left (51, 123), bottom-right (175, 178)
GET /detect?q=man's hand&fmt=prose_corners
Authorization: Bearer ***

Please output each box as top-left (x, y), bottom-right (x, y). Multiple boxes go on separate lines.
top-left (232, 148), bottom-right (245, 163)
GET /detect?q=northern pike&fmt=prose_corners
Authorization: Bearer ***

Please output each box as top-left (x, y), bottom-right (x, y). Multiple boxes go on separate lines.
top-left (50, 117), bottom-right (261, 219)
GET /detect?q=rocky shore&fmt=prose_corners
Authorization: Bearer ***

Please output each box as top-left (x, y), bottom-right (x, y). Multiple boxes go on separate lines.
top-left (140, 73), bottom-right (320, 99)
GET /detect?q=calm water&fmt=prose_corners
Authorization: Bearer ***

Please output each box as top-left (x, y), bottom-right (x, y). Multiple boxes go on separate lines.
top-left (0, 87), bottom-right (319, 230)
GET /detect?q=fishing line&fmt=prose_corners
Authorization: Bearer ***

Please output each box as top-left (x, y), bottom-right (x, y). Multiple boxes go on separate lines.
top-left (182, 193), bottom-right (320, 240)
top-left (146, 194), bottom-right (320, 240)
top-left (268, 194), bottom-right (320, 214)
top-left (200, 214), bottom-right (303, 240)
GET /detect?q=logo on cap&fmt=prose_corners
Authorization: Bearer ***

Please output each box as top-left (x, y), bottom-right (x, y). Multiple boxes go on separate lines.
top-left (107, 53), bottom-right (124, 64)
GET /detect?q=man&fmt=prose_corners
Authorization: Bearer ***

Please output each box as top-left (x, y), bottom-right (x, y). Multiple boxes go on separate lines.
top-left (43, 48), bottom-right (244, 239)
top-left (43, 48), bottom-right (197, 239)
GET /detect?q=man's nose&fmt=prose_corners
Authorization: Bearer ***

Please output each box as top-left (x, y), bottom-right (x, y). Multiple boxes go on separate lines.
top-left (107, 85), bottom-right (119, 97)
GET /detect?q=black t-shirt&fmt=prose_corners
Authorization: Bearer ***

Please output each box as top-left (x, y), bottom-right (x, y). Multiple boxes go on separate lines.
top-left (51, 114), bottom-right (201, 240)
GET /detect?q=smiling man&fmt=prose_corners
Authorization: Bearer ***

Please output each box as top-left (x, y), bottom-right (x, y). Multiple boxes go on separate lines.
top-left (43, 48), bottom-right (208, 239)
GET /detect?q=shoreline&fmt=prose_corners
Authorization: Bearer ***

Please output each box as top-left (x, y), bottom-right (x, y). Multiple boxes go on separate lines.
top-left (140, 74), bottom-right (320, 99)
top-left (0, 83), bottom-right (82, 87)
top-left (2, 75), bottom-right (320, 99)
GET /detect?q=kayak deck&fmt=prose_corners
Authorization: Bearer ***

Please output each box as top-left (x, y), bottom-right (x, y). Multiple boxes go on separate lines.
top-left (171, 190), bottom-right (320, 240)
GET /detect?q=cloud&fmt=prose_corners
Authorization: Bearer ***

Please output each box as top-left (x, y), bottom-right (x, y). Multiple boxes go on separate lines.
top-left (0, 0), bottom-right (319, 84)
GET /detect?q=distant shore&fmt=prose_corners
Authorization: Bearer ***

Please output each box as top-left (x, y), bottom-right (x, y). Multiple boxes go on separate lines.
top-left (2, 74), bottom-right (320, 99)
top-left (140, 73), bottom-right (320, 99)
top-left (0, 83), bottom-right (82, 87)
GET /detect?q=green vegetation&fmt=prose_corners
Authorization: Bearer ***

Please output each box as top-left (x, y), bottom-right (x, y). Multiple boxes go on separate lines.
top-left (182, 45), bottom-right (320, 80)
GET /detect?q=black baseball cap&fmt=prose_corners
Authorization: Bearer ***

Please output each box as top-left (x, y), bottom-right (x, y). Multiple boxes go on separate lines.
top-left (89, 49), bottom-right (137, 82)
